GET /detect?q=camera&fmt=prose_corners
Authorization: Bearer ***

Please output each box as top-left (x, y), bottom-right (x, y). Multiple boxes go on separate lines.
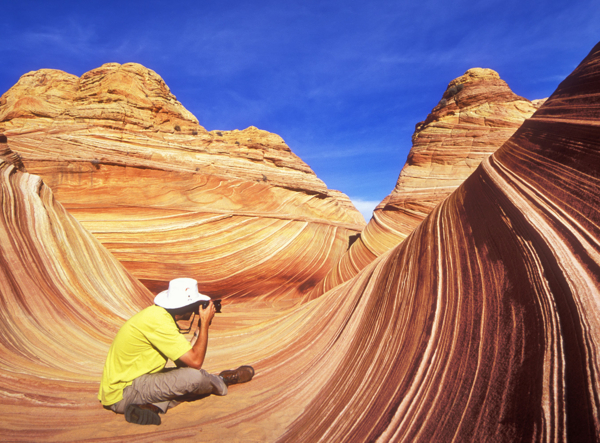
top-left (199, 299), bottom-right (221, 313)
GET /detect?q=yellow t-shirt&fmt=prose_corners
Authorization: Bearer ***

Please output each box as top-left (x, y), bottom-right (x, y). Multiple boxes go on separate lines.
top-left (98, 305), bottom-right (193, 406)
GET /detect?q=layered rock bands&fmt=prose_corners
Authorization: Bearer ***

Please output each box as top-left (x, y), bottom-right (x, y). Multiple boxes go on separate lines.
top-left (0, 140), bottom-right (155, 439)
top-left (1, 42), bottom-right (600, 441)
top-left (0, 63), bottom-right (365, 301)
top-left (279, 44), bottom-right (600, 441)
top-left (307, 68), bottom-right (542, 299)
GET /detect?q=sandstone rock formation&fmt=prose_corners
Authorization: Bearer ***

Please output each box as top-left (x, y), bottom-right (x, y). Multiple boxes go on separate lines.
top-left (0, 63), bottom-right (365, 300)
top-left (0, 139), bottom-right (155, 440)
top-left (283, 44), bottom-right (600, 441)
top-left (307, 68), bottom-right (541, 300)
top-left (2, 41), bottom-right (600, 442)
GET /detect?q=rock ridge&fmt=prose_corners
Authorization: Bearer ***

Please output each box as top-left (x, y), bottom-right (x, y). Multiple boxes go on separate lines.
top-left (306, 67), bottom-right (541, 300)
top-left (0, 63), bottom-right (334, 195)
top-left (0, 64), bottom-right (365, 300)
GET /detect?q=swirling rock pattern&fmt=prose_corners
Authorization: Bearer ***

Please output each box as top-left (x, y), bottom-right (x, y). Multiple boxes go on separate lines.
top-left (0, 63), bottom-right (364, 300)
top-left (278, 43), bottom-right (600, 441)
top-left (2, 42), bottom-right (600, 442)
top-left (0, 140), bottom-right (154, 439)
top-left (307, 68), bottom-right (542, 300)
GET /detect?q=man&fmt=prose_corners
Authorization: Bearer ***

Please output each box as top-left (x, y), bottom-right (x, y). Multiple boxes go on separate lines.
top-left (98, 277), bottom-right (254, 425)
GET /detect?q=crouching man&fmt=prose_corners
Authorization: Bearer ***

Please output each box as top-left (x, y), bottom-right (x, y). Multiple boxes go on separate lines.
top-left (98, 278), bottom-right (254, 425)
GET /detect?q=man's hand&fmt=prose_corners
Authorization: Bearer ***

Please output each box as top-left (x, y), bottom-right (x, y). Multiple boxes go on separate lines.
top-left (198, 300), bottom-right (216, 328)
top-left (177, 301), bottom-right (216, 369)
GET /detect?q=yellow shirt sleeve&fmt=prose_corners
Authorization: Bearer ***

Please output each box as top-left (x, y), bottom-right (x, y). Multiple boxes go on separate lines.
top-left (142, 309), bottom-right (192, 362)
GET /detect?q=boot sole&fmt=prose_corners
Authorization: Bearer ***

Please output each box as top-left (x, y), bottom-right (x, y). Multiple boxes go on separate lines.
top-left (125, 404), bottom-right (161, 425)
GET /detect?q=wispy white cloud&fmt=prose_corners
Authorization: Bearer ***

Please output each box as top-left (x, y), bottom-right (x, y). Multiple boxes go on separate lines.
top-left (20, 20), bottom-right (97, 55)
top-left (350, 198), bottom-right (380, 222)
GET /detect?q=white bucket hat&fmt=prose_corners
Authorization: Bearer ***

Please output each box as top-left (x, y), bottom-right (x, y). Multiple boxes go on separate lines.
top-left (154, 278), bottom-right (210, 309)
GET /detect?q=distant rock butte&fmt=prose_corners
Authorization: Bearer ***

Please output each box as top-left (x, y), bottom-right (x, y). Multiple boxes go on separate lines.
top-left (0, 63), bottom-right (334, 193)
top-left (0, 63), bottom-right (364, 300)
top-left (307, 67), bottom-right (541, 299)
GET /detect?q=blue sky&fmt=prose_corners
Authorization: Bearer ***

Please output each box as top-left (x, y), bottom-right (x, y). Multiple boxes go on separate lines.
top-left (2, 0), bottom-right (599, 221)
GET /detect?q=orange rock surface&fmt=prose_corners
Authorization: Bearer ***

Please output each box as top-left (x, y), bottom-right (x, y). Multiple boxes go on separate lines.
top-left (0, 140), bottom-right (153, 439)
top-left (308, 68), bottom-right (542, 299)
top-left (2, 41), bottom-right (600, 442)
top-left (0, 63), bottom-right (364, 300)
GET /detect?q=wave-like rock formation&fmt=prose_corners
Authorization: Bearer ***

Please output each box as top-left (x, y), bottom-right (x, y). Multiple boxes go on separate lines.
top-left (2, 42), bottom-right (600, 442)
top-left (0, 63), bottom-right (364, 300)
top-left (0, 139), bottom-right (155, 439)
top-left (279, 43), bottom-right (600, 441)
top-left (307, 68), bottom-right (542, 300)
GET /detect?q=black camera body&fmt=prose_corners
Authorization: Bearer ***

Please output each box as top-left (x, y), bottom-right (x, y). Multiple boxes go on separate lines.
top-left (199, 299), bottom-right (222, 313)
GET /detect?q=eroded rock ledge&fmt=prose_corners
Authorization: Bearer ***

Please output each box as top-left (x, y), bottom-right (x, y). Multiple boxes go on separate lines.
top-left (0, 63), bottom-right (364, 300)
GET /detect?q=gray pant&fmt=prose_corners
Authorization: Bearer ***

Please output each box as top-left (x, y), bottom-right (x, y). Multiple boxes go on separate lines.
top-left (109, 367), bottom-right (228, 414)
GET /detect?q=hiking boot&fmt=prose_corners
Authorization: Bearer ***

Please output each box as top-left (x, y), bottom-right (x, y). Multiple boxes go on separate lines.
top-left (125, 404), bottom-right (161, 425)
top-left (219, 365), bottom-right (255, 386)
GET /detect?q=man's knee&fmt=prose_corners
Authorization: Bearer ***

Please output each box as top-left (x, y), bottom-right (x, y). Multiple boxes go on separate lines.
top-left (127, 368), bottom-right (224, 402)
top-left (177, 367), bottom-right (207, 382)
top-left (173, 367), bottom-right (216, 395)
top-left (186, 368), bottom-right (227, 396)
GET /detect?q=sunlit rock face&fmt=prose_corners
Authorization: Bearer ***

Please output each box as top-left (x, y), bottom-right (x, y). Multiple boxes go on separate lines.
top-left (0, 63), bottom-right (364, 300)
top-left (0, 139), bottom-right (154, 439)
top-left (307, 68), bottom-right (541, 300)
top-left (2, 42), bottom-right (599, 442)
top-left (272, 42), bottom-right (600, 442)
